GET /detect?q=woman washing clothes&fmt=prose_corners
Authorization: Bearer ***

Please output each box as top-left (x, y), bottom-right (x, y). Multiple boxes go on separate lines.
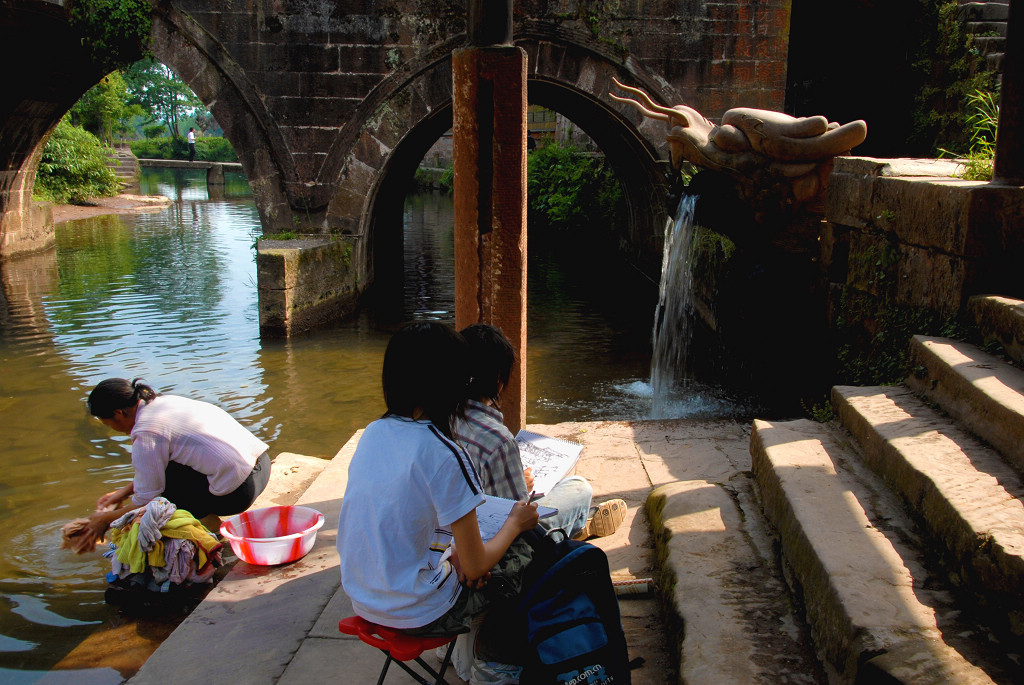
top-left (75, 377), bottom-right (270, 553)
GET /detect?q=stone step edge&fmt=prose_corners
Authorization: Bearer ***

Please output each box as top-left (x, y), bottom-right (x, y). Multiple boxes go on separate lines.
top-left (750, 418), bottom-right (994, 684)
top-left (127, 437), bottom-right (358, 685)
top-left (832, 385), bottom-right (1024, 641)
top-left (968, 294), bottom-right (1024, 367)
top-left (906, 335), bottom-right (1024, 474)
top-left (249, 451), bottom-right (329, 509)
top-left (645, 480), bottom-right (818, 684)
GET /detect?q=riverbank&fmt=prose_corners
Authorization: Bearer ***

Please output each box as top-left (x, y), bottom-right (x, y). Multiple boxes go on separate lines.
top-left (50, 193), bottom-right (172, 224)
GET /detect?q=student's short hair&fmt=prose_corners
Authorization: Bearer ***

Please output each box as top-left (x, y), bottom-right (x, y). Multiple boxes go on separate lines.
top-left (87, 378), bottom-right (158, 418)
top-left (382, 322), bottom-right (468, 439)
top-left (461, 323), bottom-right (515, 405)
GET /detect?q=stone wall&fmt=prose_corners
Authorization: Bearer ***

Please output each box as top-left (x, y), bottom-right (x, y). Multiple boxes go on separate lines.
top-left (150, 0), bottom-right (791, 235)
top-left (821, 156), bottom-right (1024, 383)
top-left (0, 161), bottom-right (53, 259)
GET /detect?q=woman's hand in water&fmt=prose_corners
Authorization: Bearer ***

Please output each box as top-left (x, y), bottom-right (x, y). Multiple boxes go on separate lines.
top-left (75, 510), bottom-right (113, 554)
top-left (97, 484), bottom-right (132, 512)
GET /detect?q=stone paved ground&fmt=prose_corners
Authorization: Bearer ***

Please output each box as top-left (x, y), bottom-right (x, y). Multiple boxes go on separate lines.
top-left (57, 418), bottom-right (763, 685)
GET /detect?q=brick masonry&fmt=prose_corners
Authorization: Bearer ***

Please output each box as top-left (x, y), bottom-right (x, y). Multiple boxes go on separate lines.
top-left (3, 0), bottom-right (792, 329)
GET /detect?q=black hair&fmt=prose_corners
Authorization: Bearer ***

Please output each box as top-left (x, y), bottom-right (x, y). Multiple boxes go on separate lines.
top-left (87, 378), bottom-right (158, 418)
top-left (461, 323), bottom-right (515, 405)
top-left (381, 322), bottom-right (468, 439)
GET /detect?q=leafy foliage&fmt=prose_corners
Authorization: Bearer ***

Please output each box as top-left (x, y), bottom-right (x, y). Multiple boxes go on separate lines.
top-left (965, 87), bottom-right (1000, 156)
top-left (69, 71), bottom-right (145, 144)
top-left (527, 141), bottom-right (623, 233)
top-left (129, 136), bottom-right (238, 162)
top-left (34, 117), bottom-right (121, 204)
top-left (909, 0), bottom-right (998, 155)
top-left (68, 0), bottom-right (152, 73)
top-left (124, 59), bottom-right (205, 139)
top-left (939, 86), bottom-right (1000, 180)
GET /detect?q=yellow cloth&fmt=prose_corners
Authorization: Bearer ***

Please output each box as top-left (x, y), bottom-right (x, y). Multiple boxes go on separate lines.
top-left (108, 509), bottom-right (220, 574)
top-left (159, 510), bottom-right (222, 572)
top-left (108, 520), bottom-right (149, 574)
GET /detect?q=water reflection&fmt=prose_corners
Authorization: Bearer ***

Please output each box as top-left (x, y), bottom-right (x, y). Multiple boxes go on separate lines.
top-left (0, 168), bottom-right (698, 679)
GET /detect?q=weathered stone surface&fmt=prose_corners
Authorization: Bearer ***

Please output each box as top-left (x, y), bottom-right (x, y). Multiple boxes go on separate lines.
top-left (647, 480), bottom-right (821, 684)
top-left (822, 161), bottom-right (1024, 348)
top-left (906, 335), bottom-right (1024, 474)
top-left (832, 384), bottom-right (1024, 639)
top-left (251, 453), bottom-right (329, 509)
top-left (751, 418), bottom-right (996, 683)
top-left (969, 294), bottom-right (1024, 366)
top-left (256, 236), bottom-right (362, 337)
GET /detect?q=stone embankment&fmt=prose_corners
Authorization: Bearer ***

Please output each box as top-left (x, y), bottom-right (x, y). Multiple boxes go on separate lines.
top-left (111, 295), bottom-right (1024, 684)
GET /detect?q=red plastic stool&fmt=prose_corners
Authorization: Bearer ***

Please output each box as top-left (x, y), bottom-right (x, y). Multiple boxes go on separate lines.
top-left (339, 616), bottom-right (457, 685)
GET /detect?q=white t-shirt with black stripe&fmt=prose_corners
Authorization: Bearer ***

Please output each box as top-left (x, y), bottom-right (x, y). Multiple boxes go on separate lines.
top-left (337, 415), bottom-right (485, 629)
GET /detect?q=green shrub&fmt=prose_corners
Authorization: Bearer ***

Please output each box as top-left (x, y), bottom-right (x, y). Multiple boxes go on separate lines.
top-left (34, 118), bottom-right (121, 204)
top-left (129, 136), bottom-right (237, 162)
top-left (439, 164), bottom-right (454, 193)
top-left (527, 141), bottom-right (623, 233)
top-left (197, 137), bottom-right (238, 162)
top-left (909, 0), bottom-right (998, 155)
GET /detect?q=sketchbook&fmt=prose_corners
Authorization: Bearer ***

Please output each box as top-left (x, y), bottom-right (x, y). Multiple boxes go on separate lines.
top-left (515, 429), bottom-right (584, 496)
top-left (477, 495), bottom-right (557, 542)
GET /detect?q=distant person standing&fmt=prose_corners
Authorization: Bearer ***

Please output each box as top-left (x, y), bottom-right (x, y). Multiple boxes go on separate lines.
top-left (187, 127), bottom-right (197, 162)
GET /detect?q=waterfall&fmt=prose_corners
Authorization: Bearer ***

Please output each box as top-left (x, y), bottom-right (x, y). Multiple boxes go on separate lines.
top-left (649, 195), bottom-right (698, 418)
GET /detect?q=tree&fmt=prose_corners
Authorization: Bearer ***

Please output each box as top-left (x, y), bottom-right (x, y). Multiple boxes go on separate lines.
top-left (68, 0), bottom-right (152, 73)
top-left (124, 59), bottom-right (205, 139)
top-left (70, 71), bottom-right (145, 144)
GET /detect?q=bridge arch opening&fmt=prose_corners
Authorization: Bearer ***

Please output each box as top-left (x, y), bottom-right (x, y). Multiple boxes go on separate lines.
top-left (363, 74), bottom-right (671, 321)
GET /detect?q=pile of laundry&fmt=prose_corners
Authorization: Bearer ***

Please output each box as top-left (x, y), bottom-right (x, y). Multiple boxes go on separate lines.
top-left (101, 497), bottom-right (224, 594)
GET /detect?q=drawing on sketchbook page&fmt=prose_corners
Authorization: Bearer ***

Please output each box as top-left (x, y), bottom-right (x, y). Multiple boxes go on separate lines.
top-left (515, 430), bottom-right (583, 495)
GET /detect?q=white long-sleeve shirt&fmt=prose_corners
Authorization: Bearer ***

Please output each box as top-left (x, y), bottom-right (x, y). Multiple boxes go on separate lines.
top-left (129, 395), bottom-right (268, 506)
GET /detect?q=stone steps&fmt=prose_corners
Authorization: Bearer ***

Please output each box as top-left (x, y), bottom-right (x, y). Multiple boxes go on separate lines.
top-left (751, 418), bottom-right (1005, 683)
top-left (749, 288), bottom-right (1024, 682)
top-left (832, 385), bottom-right (1024, 645)
top-left (646, 478), bottom-right (823, 684)
top-left (105, 145), bottom-right (141, 184)
top-left (905, 335), bottom-right (1024, 475)
top-left (969, 294), bottom-right (1024, 366)
top-left (959, 2), bottom-right (1009, 73)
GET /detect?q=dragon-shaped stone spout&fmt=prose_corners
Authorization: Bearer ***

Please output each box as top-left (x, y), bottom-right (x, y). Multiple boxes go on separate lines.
top-left (610, 78), bottom-right (867, 218)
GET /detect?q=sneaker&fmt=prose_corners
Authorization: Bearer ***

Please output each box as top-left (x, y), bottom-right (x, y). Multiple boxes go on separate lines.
top-left (581, 498), bottom-right (627, 538)
top-left (469, 661), bottom-right (521, 685)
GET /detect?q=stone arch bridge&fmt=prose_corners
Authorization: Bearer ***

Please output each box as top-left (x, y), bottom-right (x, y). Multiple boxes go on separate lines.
top-left (1, 0), bottom-right (790, 302)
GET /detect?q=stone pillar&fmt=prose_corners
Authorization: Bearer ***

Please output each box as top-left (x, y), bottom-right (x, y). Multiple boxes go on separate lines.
top-left (207, 163), bottom-right (225, 187)
top-left (452, 0), bottom-right (528, 432)
top-left (207, 163), bottom-right (225, 200)
top-left (994, 0), bottom-right (1024, 184)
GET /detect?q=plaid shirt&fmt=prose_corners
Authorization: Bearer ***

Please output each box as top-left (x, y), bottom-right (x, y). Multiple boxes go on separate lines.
top-left (454, 400), bottom-right (529, 501)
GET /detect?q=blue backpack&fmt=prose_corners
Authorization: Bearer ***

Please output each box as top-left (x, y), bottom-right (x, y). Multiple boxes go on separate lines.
top-left (512, 536), bottom-right (631, 684)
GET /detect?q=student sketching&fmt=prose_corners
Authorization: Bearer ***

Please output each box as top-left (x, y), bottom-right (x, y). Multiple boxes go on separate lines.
top-left (455, 323), bottom-right (626, 541)
top-left (78, 378), bottom-right (270, 552)
top-left (337, 322), bottom-right (539, 639)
